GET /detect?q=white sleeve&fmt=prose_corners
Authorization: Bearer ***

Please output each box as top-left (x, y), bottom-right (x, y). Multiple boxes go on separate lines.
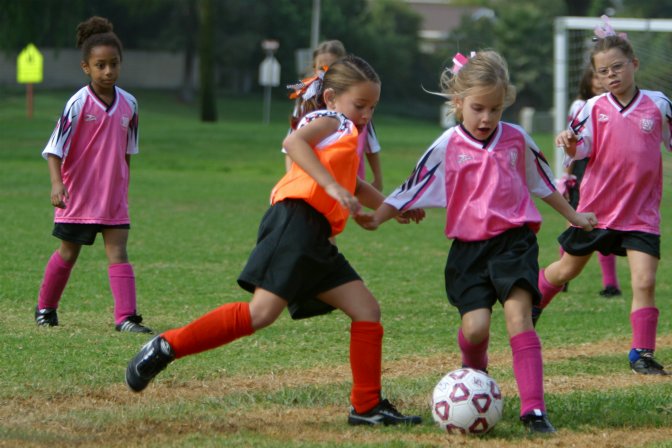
top-left (364, 122), bottom-right (381, 154)
top-left (125, 93), bottom-right (139, 155)
top-left (42, 94), bottom-right (83, 160)
top-left (522, 130), bottom-right (556, 198)
top-left (384, 131), bottom-right (449, 211)
top-left (570, 98), bottom-right (594, 161)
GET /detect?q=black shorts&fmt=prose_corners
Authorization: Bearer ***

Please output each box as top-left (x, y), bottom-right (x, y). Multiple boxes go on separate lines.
top-left (444, 226), bottom-right (541, 316)
top-left (558, 227), bottom-right (660, 259)
top-left (238, 199), bottom-right (361, 320)
top-left (53, 223), bottom-right (131, 245)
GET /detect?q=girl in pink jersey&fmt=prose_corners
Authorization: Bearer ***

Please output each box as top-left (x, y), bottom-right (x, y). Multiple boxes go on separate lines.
top-left (126, 56), bottom-right (423, 427)
top-left (536, 16), bottom-right (671, 375)
top-left (358, 51), bottom-right (597, 433)
top-left (35, 16), bottom-right (152, 334)
top-left (559, 67), bottom-right (621, 298)
top-left (284, 40), bottom-right (384, 191)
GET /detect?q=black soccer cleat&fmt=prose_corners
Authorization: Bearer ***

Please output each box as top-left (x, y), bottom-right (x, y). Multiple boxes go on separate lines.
top-left (531, 306), bottom-right (543, 328)
top-left (116, 314), bottom-right (154, 334)
top-left (599, 285), bottom-right (622, 298)
top-left (126, 335), bottom-right (175, 392)
top-left (520, 409), bottom-right (556, 434)
top-left (630, 350), bottom-right (669, 375)
top-left (347, 399), bottom-right (422, 426)
top-left (35, 307), bottom-right (59, 327)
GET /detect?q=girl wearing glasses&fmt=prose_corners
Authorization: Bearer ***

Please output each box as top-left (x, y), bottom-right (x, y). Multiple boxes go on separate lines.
top-left (534, 16), bottom-right (671, 376)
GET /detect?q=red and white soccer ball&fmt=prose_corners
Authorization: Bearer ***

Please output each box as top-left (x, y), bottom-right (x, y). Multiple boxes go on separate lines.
top-left (431, 368), bottom-right (503, 434)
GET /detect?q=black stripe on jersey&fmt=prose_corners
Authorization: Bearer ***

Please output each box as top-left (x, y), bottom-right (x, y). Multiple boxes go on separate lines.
top-left (528, 145), bottom-right (555, 191)
top-left (55, 100), bottom-right (78, 144)
top-left (394, 145), bottom-right (441, 210)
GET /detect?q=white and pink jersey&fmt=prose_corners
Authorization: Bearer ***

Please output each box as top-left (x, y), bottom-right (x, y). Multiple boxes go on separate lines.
top-left (570, 89), bottom-right (672, 234)
top-left (567, 99), bottom-right (587, 124)
top-left (385, 122), bottom-right (555, 242)
top-left (356, 122), bottom-right (381, 178)
top-left (42, 85), bottom-right (139, 225)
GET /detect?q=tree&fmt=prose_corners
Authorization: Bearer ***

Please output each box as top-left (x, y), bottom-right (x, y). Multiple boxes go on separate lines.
top-left (199, 0), bottom-right (217, 122)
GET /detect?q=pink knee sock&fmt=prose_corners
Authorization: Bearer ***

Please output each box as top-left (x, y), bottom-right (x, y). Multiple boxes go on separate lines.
top-left (109, 263), bottom-right (138, 325)
top-left (630, 307), bottom-right (659, 350)
top-left (598, 253), bottom-right (619, 288)
top-left (510, 330), bottom-right (546, 416)
top-left (458, 328), bottom-right (489, 371)
top-left (538, 268), bottom-right (563, 309)
top-left (37, 251), bottom-right (74, 309)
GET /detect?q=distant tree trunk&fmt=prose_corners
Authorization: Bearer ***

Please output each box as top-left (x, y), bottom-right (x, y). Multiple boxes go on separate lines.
top-left (199, 0), bottom-right (217, 122)
top-left (180, 0), bottom-right (197, 103)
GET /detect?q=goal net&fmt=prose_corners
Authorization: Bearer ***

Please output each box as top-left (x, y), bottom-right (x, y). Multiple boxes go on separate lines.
top-left (553, 16), bottom-right (672, 177)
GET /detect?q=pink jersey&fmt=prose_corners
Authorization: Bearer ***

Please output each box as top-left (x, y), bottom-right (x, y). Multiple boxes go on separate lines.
top-left (385, 122), bottom-right (555, 242)
top-left (42, 85), bottom-right (139, 225)
top-left (570, 89), bottom-right (672, 234)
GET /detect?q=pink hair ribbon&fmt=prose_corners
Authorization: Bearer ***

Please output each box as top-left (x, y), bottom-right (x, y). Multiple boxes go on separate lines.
top-left (450, 51), bottom-right (476, 74)
top-left (594, 15), bottom-right (628, 41)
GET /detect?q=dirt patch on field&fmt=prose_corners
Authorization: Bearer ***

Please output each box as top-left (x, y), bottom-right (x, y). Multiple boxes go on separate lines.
top-left (2, 335), bottom-right (672, 447)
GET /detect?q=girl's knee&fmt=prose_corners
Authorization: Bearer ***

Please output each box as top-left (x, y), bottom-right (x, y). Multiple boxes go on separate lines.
top-left (461, 325), bottom-right (489, 344)
top-left (250, 307), bottom-right (279, 330)
top-left (351, 301), bottom-right (381, 322)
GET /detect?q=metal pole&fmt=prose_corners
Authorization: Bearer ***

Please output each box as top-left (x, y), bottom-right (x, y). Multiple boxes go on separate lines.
top-left (553, 17), bottom-right (568, 179)
top-left (263, 84), bottom-right (271, 125)
top-left (310, 0), bottom-right (321, 50)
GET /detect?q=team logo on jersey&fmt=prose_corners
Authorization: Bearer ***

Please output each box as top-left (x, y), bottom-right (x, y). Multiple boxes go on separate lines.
top-left (640, 117), bottom-right (654, 133)
top-left (121, 115), bottom-right (130, 128)
top-left (509, 150), bottom-right (518, 168)
top-left (84, 114), bottom-right (97, 122)
top-left (598, 114), bottom-right (609, 122)
top-left (457, 153), bottom-right (473, 164)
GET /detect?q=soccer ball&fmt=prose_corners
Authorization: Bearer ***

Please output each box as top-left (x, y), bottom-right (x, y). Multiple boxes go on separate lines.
top-left (431, 368), bottom-right (503, 434)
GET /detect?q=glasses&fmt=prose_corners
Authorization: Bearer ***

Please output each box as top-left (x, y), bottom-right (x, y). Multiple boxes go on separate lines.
top-left (595, 60), bottom-right (630, 77)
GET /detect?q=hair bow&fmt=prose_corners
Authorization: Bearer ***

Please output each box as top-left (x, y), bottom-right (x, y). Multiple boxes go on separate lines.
top-left (450, 51), bottom-right (476, 74)
top-left (593, 15), bottom-right (628, 41)
top-left (287, 66), bottom-right (327, 100)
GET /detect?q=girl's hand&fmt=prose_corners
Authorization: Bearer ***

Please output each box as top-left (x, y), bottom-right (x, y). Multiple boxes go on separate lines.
top-left (354, 211), bottom-right (379, 230)
top-left (395, 208), bottom-right (426, 224)
top-left (324, 182), bottom-right (361, 215)
top-left (555, 130), bottom-right (577, 149)
top-left (571, 212), bottom-right (597, 232)
top-left (51, 182), bottom-right (68, 209)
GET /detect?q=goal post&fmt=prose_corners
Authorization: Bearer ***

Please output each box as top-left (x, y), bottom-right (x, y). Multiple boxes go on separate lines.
top-left (553, 16), bottom-right (672, 177)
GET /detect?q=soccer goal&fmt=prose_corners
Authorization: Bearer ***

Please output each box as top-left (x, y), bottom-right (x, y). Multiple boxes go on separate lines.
top-left (553, 16), bottom-right (672, 177)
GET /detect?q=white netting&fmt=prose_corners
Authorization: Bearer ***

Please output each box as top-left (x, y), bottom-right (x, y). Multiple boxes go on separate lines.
top-left (565, 28), bottom-right (672, 102)
top-left (553, 17), bottom-right (672, 176)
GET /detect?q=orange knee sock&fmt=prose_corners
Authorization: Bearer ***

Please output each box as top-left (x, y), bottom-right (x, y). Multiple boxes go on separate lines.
top-left (350, 321), bottom-right (383, 413)
top-left (162, 302), bottom-right (254, 359)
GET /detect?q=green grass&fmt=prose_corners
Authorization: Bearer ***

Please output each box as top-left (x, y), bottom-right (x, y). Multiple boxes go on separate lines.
top-left (1, 88), bottom-right (672, 447)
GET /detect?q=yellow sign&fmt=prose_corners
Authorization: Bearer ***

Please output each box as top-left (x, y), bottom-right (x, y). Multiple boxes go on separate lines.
top-left (17, 43), bottom-right (43, 84)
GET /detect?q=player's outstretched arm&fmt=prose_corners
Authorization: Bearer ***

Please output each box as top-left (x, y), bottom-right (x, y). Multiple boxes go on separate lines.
top-left (555, 129), bottom-right (578, 158)
top-left (542, 191), bottom-right (597, 231)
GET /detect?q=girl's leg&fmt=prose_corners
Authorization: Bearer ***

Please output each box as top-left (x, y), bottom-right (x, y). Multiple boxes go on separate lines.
top-left (625, 250), bottom-right (665, 374)
top-left (318, 281), bottom-right (381, 413)
top-left (165, 288), bottom-right (285, 358)
top-left (102, 228), bottom-right (139, 326)
top-left (458, 309), bottom-right (491, 372)
top-left (37, 240), bottom-right (81, 314)
top-left (598, 253), bottom-right (620, 295)
top-left (127, 288), bottom-right (283, 392)
top-left (504, 287), bottom-right (546, 417)
top-left (318, 281), bottom-right (421, 425)
top-left (538, 252), bottom-right (592, 309)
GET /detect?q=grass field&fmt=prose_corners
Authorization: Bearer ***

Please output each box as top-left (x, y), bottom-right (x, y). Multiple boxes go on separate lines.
top-left (1, 87), bottom-right (672, 447)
